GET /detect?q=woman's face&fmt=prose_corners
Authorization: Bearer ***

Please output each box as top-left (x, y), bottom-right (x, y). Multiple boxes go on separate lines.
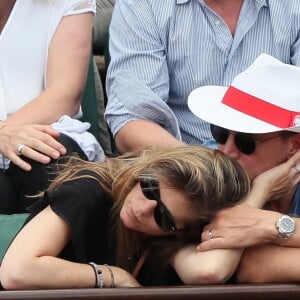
top-left (120, 180), bottom-right (197, 236)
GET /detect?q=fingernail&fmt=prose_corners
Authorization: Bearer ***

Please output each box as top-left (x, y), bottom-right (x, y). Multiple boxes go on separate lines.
top-left (24, 164), bottom-right (32, 172)
top-left (43, 156), bottom-right (51, 163)
top-left (59, 147), bottom-right (66, 155)
top-left (52, 151), bottom-right (60, 158)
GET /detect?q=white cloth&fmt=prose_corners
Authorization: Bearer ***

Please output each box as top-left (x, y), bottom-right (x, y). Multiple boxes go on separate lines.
top-left (52, 115), bottom-right (105, 161)
top-left (0, 0), bottom-right (103, 167)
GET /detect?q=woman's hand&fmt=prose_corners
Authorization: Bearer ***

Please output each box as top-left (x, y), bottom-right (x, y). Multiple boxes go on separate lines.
top-left (0, 123), bottom-right (66, 171)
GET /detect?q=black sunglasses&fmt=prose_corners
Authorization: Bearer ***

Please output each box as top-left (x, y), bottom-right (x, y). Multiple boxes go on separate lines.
top-left (139, 179), bottom-right (179, 232)
top-left (210, 124), bottom-right (284, 155)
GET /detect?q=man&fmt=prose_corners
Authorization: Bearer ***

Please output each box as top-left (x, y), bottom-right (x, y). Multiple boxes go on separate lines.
top-left (105, 0), bottom-right (300, 153)
top-left (187, 53), bottom-right (300, 283)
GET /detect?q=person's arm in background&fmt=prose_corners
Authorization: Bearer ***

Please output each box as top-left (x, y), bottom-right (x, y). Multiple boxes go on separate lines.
top-left (115, 120), bottom-right (183, 153)
top-left (105, 0), bottom-right (183, 153)
top-left (0, 12), bottom-right (93, 171)
top-left (172, 152), bottom-right (300, 284)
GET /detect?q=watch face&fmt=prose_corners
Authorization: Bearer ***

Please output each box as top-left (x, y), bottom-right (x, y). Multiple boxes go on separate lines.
top-left (280, 217), bottom-right (295, 234)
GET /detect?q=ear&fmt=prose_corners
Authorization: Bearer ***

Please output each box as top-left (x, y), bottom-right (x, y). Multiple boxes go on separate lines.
top-left (286, 133), bottom-right (300, 157)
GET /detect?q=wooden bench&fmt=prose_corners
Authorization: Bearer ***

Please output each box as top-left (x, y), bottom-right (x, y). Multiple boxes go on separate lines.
top-left (1, 284), bottom-right (300, 300)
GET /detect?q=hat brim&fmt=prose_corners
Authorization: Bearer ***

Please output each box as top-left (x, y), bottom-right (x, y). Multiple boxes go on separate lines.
top-left (188, 86), bottom-right (300, 134)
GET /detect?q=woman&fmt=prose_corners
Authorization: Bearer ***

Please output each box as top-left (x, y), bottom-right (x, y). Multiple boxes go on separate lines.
top-left (0, 0), bottom-right (103, 213)
top-left (0, 145), bottom-right (250, 289)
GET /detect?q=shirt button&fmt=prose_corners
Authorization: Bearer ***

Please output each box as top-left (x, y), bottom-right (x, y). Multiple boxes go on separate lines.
top-left (215, 20), bottom-right (221, 26)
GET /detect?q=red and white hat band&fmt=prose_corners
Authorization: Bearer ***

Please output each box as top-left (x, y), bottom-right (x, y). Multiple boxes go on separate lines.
top-left (222, 86), bottom-right (300, 128)
top-left (188, 54), bottom-right (300, 134)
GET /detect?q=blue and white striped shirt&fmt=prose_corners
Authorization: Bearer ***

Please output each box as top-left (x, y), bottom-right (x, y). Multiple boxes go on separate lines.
top-left (105, 0), bottom-right (300, 145)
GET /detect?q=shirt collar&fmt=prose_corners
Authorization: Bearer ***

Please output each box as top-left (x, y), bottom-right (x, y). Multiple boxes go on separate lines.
top-left (256, 0), bottom-right (268, 8)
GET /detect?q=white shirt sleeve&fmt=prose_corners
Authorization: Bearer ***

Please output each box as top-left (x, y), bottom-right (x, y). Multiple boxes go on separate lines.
top-left (64, 0), bottom-right (96, 16)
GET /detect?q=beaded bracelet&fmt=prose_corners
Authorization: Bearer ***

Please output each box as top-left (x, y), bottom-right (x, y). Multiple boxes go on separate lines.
top-left (104, 264), bottom-right (115, 288)
top-left (88, 262), bottom-right (104, 288)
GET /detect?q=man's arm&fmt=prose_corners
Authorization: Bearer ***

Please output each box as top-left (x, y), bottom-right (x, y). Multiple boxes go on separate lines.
top-left (105, 0), bottom-right (182, 153)
top-left (115, 120), bottom-right (183, 153)
top-left (237, 244), bottom-right (300, 283)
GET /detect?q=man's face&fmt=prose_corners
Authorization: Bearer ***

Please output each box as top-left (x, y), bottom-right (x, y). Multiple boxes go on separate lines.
top-left (216, 129), bottom-right (291, 180)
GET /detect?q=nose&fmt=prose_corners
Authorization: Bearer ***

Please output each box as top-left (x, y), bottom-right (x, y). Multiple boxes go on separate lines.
top-left (218, 133), bottom-right (241, 160)
top-left (139, 198), bottom-right (157, 216)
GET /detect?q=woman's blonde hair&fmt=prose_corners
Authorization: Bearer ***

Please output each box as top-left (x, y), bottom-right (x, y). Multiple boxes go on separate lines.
top-left (46, 145), bottom-right (250, 271)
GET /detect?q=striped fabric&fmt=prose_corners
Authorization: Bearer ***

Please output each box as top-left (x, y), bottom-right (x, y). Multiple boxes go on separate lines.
top-left (105, 0), bottom-right (300, 145)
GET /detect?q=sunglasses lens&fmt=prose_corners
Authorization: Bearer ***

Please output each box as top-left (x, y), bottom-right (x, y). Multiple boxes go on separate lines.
top-left (211, 124), bottom-right (256, 155)
top-left (235, 135), bottom-right (256, 155)
top-left (140, 179), bottom-right (176, 232)
top-left (154, 206), bottom-right (175, 232)
top-left (210, 125), bottom-right (229, 144)
top-left (140, 180), bottom-right (158, 199)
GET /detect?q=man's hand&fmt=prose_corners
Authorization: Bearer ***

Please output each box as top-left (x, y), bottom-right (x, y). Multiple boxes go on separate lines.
top-left (198, 204), bottom-right (280, 251)
top-left (251, 150), bottom-right (300, 204)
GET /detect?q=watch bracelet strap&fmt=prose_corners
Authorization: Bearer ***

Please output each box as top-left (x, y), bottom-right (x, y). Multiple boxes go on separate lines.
top-left (274, 214), bottom-right (296, 243)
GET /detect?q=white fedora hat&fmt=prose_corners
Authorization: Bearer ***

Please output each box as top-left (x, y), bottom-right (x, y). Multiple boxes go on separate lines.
top-left (188, 53), bottom-right (300, 133)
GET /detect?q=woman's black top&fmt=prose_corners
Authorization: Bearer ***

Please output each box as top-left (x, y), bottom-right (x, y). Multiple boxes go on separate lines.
top-left (27, 173), bottom-right (114, 265)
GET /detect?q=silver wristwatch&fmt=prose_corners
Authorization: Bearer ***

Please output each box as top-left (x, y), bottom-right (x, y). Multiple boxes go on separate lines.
top-left (276, 214), bottom-right (296, 239)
